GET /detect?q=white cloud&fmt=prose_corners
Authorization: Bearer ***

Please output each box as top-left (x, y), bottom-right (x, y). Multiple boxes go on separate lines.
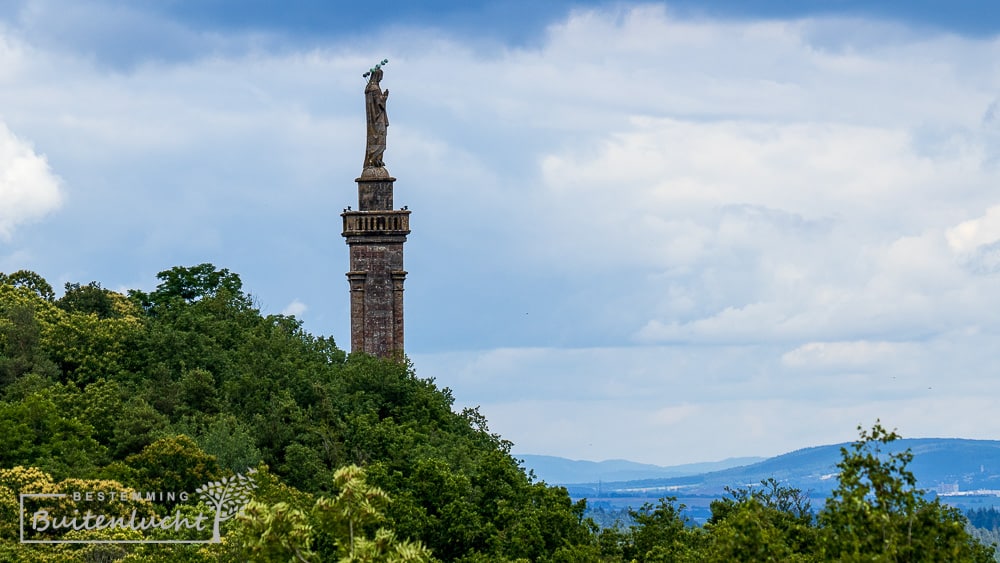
top-left (648, 404), bottom-right (701, 427)
top-left (417, 333), bottom-right (1000, 464)
top-left (0, 122), bottom-right (62, 239)
top-left (281, 298), bottom-right (308, 317)
top-left (946, 205), bottom-right (1000, 254)
top-left (523, 111), bottom-right (1000, 344)
top-left (781, 340), bottom-right (914, 370)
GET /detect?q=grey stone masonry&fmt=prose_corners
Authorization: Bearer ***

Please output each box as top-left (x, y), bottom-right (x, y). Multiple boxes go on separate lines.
top-left (342, 168), bottom-right (410, 358)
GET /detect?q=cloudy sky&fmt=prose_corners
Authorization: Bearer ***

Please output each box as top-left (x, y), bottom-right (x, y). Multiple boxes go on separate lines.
top-left (3, 0), bottom-right (1000, 467)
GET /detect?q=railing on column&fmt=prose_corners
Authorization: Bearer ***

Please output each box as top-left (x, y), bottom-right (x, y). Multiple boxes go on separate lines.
top-left (342, 210), bottom-right (410, 236)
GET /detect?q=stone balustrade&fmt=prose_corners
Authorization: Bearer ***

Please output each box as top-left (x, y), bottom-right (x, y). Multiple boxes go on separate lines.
top-left (342, 210), bottom-right (411, 235)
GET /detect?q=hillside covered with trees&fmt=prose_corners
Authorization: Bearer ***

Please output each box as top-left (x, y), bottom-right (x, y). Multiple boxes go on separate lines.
top-left (0, 265), bottom-right (996, 561)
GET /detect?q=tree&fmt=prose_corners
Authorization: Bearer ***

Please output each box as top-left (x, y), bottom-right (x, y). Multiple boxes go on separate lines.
top-left (235, 464), bottom-right (432, 562)
top-left (187, 413), bottom-right (262, 474)
top-left (701, 478), bottom-right (817, 560)
top-left (0, 466), bottom-right (57, 540)
top-left (703, 497), bottom-right (815, 562)
top-left (235, 500), bottom-right (316, 562)
top-left (40, 294), bottom-right (143, 385)
top-left (0, 270), bottom-right (55, 302)
top-left (0, 390), bottom-right (107, 478)
top-left (819, 422), bottom-right (995, 562)
top-left (57, 281), bottom-right (117, 319)
top-left (709, 478), bottom-right (813, 525)
top-left (124, 435), bottom-right (222, 499)
top-left (133, 263), bottom-right (248, 309)
top-left (316, 464), bottom-right (394, 558)
top-left (622, 497), bottom-right (698, 562)
top-left (0, 282), bottom-right (61, 384)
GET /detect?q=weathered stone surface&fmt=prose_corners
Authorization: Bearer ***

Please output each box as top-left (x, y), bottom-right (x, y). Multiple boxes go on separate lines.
top-left (359, 166), bottom-right (392, 180)
top-left (343, 62), bottom-right (408, 359)
top-left (363, 60), bottom-right (389, 169)
top-left (344, 234), bottom-right (407, 357)
top-left (355, 177), bottom-right (396, 211)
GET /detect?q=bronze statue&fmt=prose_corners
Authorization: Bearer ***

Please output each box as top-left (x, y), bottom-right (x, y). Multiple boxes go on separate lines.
top-left (363, 59), bottom-right (389, 169)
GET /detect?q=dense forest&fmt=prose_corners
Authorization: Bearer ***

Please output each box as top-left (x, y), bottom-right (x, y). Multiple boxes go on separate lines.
top-left (0, 265), bottom-right (996, 561)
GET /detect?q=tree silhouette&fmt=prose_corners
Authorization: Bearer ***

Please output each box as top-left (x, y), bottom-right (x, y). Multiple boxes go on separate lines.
top-left (195, 469), bottom-right (257, 542)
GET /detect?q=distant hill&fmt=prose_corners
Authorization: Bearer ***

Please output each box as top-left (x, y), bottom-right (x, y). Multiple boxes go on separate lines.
top-left (516, 454), bottom-right (765, 484)
top-left (553, 438), bottom-right (1000, 516)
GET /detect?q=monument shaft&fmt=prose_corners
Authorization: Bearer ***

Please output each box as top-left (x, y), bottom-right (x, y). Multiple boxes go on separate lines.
top-left (342, 60), bottom-right (409, 358)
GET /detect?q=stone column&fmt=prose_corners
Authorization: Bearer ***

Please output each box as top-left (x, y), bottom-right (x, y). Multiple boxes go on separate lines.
top-left (391, 270), bottom-right (407, 355)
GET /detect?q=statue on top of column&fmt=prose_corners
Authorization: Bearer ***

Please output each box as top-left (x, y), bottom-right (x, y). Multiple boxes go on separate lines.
top-left (363, 59), bottom-right (389, 170)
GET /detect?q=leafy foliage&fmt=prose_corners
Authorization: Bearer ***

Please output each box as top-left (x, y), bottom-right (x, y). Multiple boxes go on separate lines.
top-left (0, 270), bottom-right (55, 302)
top-left (0, 266), bottom-right (595, 561)
top-left (123, 435), bottom-right (222, 498)
top-left (595, 424), bottom-right (995, 562)
top-left (702, 478), bottom-right (817, 561)
top-left (1, 268), bottom-right (995, 562)
top-left (818, 422), bottom-right (994, 562)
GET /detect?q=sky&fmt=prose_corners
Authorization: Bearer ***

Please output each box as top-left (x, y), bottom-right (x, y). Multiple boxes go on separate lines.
top-left (3, 0), bottom-right (1000, 467)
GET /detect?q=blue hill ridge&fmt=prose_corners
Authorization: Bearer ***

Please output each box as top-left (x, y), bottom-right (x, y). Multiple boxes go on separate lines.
top-left (521, 438), bottom-right (1000, 515)
top-left (516, 454), bottom-right (764, 485)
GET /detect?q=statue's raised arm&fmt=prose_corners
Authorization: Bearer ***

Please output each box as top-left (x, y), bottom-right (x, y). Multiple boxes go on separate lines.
top-left (363, 59), bottom-right (390, 170)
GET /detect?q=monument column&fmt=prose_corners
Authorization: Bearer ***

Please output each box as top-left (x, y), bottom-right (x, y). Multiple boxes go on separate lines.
top-left (342, 60), bottom-right (410, 358)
